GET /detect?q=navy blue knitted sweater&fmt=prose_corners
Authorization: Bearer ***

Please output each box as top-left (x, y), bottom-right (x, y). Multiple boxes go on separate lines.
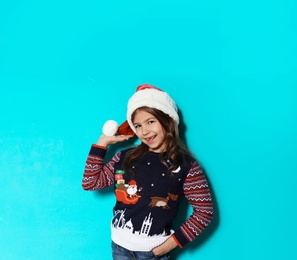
top-left (83, 145), bottom-right (213, 251)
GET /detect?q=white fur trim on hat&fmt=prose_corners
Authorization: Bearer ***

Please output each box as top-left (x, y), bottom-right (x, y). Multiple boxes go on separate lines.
top-left (127, 87), bottom-right (179, 133)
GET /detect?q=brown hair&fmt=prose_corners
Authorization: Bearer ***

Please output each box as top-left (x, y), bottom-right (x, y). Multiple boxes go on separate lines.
top-left (123, 107), bottom-right (192, 175)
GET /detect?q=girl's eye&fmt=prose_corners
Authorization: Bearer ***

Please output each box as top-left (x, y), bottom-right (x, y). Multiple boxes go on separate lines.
top-left (148, 120), bottom-right (155, 124)
top-left (134, 124), bottom-right (141, 129)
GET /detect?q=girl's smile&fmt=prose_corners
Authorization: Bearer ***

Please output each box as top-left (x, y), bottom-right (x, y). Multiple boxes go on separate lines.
top-left (133, 110), bottom-right (166, 153)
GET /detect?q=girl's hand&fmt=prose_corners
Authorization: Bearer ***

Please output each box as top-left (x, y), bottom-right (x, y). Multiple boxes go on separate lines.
top-left (96, 134), bottom-right (134, 147)
top-left (152, 236), bottom-right (178, 257)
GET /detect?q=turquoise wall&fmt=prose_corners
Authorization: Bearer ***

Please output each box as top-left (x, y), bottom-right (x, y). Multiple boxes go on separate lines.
top-left (1, 1), bottom-right (296, 259)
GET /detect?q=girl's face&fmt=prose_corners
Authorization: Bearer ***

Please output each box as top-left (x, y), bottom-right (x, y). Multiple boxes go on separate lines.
top-left (133, 110), bottom-right (166, 153)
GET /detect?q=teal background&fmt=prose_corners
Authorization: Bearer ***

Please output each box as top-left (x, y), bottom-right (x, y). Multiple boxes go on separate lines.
top-left (1, 0), bottom-right (296, 259)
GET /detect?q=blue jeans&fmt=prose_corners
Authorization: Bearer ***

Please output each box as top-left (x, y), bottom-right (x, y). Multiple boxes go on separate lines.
top-left (112, 241), bottom-right (170, 260)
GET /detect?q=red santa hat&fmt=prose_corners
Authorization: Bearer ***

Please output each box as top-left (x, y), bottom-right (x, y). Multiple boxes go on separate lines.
top-left (102, 84), bottom-right (179, 136)
top-left (128, 180), bottom-right (137, 186)
top-left (126, 84), bottom-right (179, 133)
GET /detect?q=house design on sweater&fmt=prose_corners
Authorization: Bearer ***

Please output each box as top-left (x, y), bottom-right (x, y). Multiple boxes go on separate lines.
top-left (113, 209), bottom-right (162, 237)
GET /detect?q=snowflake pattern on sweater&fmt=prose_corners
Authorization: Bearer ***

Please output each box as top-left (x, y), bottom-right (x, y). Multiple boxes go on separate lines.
top-left (82, 145), bottom-right (213, 251)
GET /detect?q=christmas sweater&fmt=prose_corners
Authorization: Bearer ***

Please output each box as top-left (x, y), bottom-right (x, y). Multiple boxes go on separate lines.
top-left (82, 145), bottom-right (213, 251)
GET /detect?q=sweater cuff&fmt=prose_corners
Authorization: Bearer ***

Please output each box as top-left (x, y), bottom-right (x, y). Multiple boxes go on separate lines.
top-left (171, 234), bottom-right (183, 248)
top-left (172, 229), bottom-right (190, 248)
top-left (92, 144), bottom-right (107, 150)
top-left (90, 144), bottom-right (107, 157)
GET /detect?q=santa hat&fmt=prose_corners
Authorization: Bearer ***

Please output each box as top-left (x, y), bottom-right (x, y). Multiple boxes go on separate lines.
top-left (126, 84), bottom-right (179, 133)
top-left (128, 180), bottom-right (137, 186)
top-left (102, 119), bottom-right (135, 136)
top-left (102, 84), bottom-right (179, 136)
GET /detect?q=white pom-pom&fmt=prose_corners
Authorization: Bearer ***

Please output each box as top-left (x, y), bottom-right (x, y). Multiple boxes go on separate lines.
top-left (102, 120), bottom-right (118, 136)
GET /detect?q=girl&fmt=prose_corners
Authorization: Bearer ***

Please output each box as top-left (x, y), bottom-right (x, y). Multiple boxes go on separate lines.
top-left (82, 84), bottom-right (213, 259)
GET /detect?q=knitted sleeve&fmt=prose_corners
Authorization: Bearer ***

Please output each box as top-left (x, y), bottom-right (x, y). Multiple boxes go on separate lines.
top-left (172, 161), bottom-right (213, 248)
top-left (82, 145), bottom-right (121, 190)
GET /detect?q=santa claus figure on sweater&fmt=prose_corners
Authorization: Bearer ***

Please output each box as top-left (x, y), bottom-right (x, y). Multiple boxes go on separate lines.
top-left (126, 180), bottom-right (139, 198)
